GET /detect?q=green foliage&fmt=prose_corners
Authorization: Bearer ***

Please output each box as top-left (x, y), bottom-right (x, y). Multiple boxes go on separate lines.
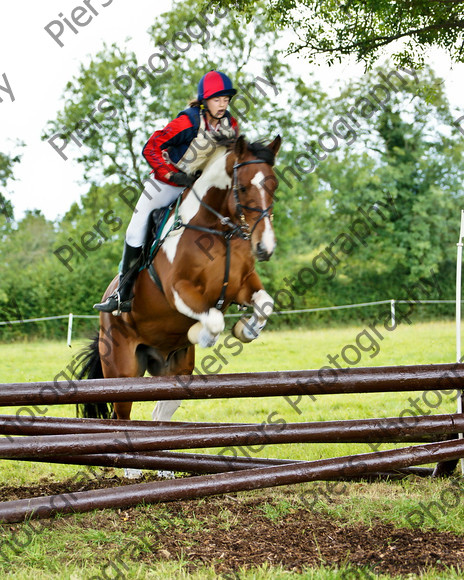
top-left (0, 148), bottom-right (21, 223)
top-left (4, 2), bottom-right (464, 338)
top-left (208, 0), bottom-right (464, 67)
top-left (0, 185), bottom-right (130, 340)
top-left (251, 65), bottom-right (464, 327)
top-left (42, 0), bottom-right (291, 190)
top-left (316, 66), bottom-right (464, 284)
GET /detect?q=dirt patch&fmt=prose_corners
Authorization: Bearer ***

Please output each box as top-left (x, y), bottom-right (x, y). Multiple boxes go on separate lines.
top-left (1, 474), bottom-right (464, 577)
top-left (139, 498), bottom-right (464, 577)
top-left (0, 469), bottom-right (141, 502)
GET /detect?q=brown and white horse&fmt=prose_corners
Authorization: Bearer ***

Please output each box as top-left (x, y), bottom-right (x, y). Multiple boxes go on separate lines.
top-left (77, 135), bottom-right (281, 431)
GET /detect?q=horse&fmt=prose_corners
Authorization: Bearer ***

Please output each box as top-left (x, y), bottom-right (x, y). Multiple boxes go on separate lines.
top-left (75, 135), bottom-right (281, 433)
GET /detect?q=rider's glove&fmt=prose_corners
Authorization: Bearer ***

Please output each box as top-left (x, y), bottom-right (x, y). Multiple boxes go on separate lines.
top-left (170, 172), bottom-right (196, 187)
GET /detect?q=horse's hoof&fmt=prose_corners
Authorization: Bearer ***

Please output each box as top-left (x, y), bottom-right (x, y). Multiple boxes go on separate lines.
top-left (188, 322), bottom-right (219, 347)
top-left (158, 470), bottom-right (176, 479)
top-left (232, 319), bottom-right (262, 343)
top-left (123, 468), bottom-right (143, 479)
top-left (198, 329), bottom-right (220, 348)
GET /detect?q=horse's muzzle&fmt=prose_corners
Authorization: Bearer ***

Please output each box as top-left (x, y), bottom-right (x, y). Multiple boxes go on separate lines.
top-left (255, 242), bottom-right (274, 262)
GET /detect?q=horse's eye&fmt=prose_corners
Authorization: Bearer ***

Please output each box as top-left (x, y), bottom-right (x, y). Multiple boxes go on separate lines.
top-left (240, 186), bottom-right (246, 193)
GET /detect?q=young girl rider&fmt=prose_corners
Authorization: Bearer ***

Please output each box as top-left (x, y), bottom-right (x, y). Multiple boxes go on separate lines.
top-left (94, 70), bottom-right (239, 314)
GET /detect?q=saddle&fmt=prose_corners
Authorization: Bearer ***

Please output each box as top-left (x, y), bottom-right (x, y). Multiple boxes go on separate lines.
top-left (141, 206), bottom-right (173, 268)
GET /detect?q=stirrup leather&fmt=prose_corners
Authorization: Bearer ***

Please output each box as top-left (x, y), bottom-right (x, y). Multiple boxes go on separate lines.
top-left (111, 291), bottom-right (132, 317)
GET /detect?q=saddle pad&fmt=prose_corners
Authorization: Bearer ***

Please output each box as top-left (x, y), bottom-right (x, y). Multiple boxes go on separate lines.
top-left (142, 206), bottom-right (172, 269)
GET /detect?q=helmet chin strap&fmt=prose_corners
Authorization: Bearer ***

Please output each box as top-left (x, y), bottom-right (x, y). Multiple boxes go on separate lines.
top-left (201, 102), bottom-right (224, 122)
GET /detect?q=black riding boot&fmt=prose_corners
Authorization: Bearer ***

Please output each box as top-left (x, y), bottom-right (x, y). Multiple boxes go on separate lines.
top-left (93, 242), bottom-right (143, 314)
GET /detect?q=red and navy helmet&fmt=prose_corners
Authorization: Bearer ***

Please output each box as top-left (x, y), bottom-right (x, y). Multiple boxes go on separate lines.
top-left (198, 71), bottom-right (237, 101)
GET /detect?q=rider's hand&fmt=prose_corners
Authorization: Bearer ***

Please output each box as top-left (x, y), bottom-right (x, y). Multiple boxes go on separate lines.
top-left (169, 172), bottom-right (196, 187)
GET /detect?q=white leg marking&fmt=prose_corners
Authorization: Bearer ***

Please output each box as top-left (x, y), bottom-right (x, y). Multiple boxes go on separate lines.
top-left (188, 321), bottom-right (221, 347)
top-left (157, 470), bottom-right (176, 480)
top-left (152, 400), bottom-right (181, 422)
top-left (252, 289), bottom-right (274, 323)
top-left (233, 289), bottom-right (274, 343)
top-left (152, 400), bottom-right (182, 480)
top-left (174, 290), bottom-right (225, 347)
top-left (202, 307), bottom-right (225, 335)
top-left (124, 402), bottom-right (182, 479)
top-left (124, 468), bottom-right (143, 479)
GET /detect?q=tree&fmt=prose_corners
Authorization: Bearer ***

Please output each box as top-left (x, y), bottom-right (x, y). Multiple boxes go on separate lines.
top-left (305, 65), bottom-right (464, 304)
top-left (38, 0), bottom-right (464, 331)
top-left (42, 0), bottom-right (292, 189)
top-left (208, 0), bottom-right (464, 67)
top-left (0, 210), bottom-right (57, 338)
top-left (42, 0), bottom-right (327, 258)
top-left (0, 150), bottom-right (21, 222)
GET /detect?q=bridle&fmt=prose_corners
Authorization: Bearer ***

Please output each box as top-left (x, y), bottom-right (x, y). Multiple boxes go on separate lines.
top-left (232, 159), bottom-right (274, 238)
top-left (149, 155), bottom-right (276, 311)
top-left (186, 157), bottom-right (274, 242)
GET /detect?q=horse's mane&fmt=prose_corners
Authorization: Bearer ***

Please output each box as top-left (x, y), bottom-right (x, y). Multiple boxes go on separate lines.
top-left (212, 134), bottom-right (276, 166)
top-left (247, 140), bottom-right (276, 166)
top-left (212, 134), bottom-right (237, 148)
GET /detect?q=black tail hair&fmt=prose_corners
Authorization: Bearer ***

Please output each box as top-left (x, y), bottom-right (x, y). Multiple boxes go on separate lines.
top-left (74, 332), bottom-right (113, 419)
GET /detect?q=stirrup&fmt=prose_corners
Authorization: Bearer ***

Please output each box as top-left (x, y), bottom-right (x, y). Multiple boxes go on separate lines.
top-left (93, 291), bottom-right (132, 316)
top-left (111, 291), bottom-right (134, 316)
top-left (113, 291), bottom-right (134, 316)
top-left (113, 291), bottom-right (122, 317)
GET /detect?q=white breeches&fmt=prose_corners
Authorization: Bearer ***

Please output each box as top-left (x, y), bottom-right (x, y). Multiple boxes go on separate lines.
top-left (125, 178), bottom-right (184, 247)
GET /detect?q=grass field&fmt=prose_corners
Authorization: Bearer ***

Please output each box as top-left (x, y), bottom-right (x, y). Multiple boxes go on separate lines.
top-left (0, 320), bottom-right (464, 579)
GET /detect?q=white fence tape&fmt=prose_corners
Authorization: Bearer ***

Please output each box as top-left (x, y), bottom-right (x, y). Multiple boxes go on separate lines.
top-left (0, 299), bottom-right (460, 347)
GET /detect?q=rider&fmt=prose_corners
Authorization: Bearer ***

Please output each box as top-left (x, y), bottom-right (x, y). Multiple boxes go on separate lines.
top-left (94, 70), bottom-right (239, 314)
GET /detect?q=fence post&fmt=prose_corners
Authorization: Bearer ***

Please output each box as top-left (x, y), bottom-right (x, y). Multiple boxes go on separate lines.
top-left (456, 210), bottom-right (464, 475)
top-left (67, 313), bottom-right (73, 348)
top-left (390, 299), bottom-right (395, 328)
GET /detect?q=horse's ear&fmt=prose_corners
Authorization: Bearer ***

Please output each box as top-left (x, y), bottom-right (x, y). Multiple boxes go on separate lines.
top-left (234, 135), bottom-right (247, 160)
top-left (268, 135), bottom-right (281, 156)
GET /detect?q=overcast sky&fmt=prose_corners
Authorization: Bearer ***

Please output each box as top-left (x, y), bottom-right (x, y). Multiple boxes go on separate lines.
top-left (1, 1), bottom-right (463, 222)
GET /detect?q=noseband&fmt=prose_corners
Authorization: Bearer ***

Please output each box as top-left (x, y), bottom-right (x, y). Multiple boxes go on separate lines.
top-left (177, 156), bottom-right (275, 311)
top-left (233, 159), bottom-right (274, 237)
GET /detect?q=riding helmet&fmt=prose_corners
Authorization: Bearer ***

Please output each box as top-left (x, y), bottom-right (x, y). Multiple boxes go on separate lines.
top-left (198, 71), bottom-right (237, 101)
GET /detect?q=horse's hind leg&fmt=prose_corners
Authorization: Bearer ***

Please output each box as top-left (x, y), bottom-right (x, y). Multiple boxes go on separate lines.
top-left (98, 315), bottom-right (144, 420)
top-left (152, 400), bottom-right (181, 421)
top-left (151, 345), bottom-right (195, 421)
top-left (152, 346), bottom-right (195, 479)
top-left (98, 314), bottom-right (145, 478)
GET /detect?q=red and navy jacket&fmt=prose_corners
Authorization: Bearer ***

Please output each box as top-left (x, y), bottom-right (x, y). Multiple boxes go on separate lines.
top-left (142, 107), bottom-right (239, 185)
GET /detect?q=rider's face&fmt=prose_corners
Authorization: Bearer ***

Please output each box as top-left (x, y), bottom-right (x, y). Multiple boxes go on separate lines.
top-left (205, 96), bottom-right (230, 119)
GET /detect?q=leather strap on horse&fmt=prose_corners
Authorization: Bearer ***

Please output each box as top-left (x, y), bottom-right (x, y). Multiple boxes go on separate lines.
top-left (147, 157), bottom-right (272, 311)
top-left (216, 233), bottom-right (234, 310)
top-left (148, 261), bottom-right (164, 295)
top-left (181, 222), bottom-right (235, 311)
top-left (233, 159), bottom-right (274, 236)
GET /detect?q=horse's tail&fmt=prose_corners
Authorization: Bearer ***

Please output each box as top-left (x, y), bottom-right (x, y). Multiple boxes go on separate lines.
top-left (73, 332), bottom-right (113, 419)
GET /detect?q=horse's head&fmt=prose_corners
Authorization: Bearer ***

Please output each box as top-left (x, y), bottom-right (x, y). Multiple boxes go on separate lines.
top-left (227, 135), bottom-right (281, 261)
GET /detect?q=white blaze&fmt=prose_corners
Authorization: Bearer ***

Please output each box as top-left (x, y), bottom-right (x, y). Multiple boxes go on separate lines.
top-left (251, 171), bottom-right (276, 255)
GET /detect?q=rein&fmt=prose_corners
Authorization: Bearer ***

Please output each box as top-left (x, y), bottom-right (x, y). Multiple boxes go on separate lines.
top-left (186, 157), bottom-right (272, 310)
top-left (150, 157), bottom-right (273, 311)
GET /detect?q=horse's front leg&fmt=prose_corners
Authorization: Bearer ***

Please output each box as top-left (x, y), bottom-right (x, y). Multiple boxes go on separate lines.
top-left (170, 280), bottom-right (225, 347)
top-left (232, 272), bottom-right (274, 343)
